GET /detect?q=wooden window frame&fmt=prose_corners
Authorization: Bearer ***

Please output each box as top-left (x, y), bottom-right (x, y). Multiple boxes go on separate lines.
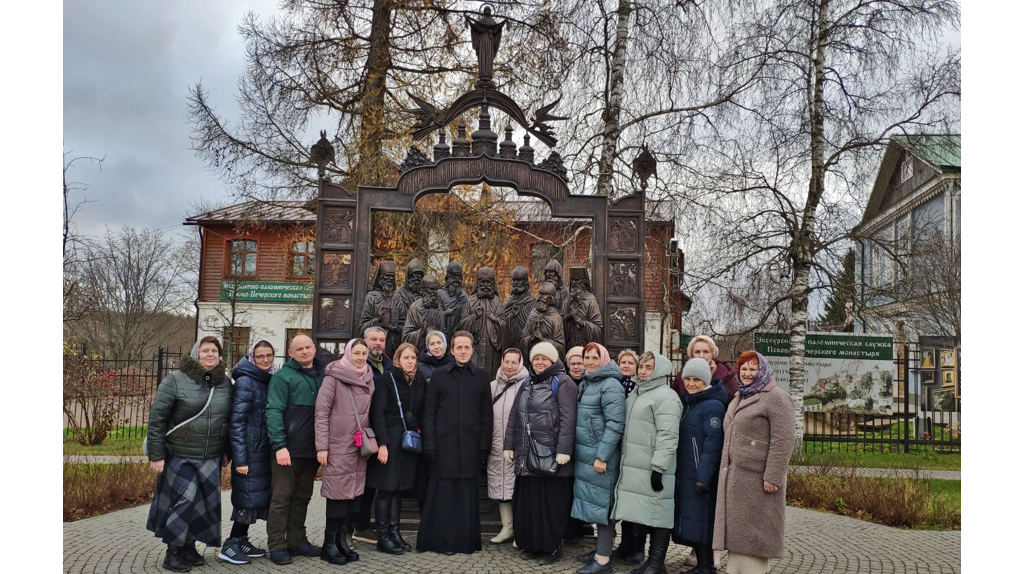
top-left (290, 241), bottom-right (316, 279)
top-left (226, 238), bottom-right (258, 279)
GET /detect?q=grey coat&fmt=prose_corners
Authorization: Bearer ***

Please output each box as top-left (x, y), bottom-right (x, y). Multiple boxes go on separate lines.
top-left (503, 362), bottom-right (578, 478)
top-left (571, 361), bottom-right (626, 525)
top-left (712, 379), bottom-right (796, 558)
top-left (611, 353), bottom-right (682, 528)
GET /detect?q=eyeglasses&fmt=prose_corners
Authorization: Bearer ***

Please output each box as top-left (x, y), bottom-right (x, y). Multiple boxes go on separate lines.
top-left (254, 354), bottom-right (274, 361)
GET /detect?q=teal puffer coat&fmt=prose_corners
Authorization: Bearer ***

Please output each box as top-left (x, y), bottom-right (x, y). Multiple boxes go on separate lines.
top-left (571, 361), bottom-right (626, 525)
top-left (147, 355), bottom-right (233, 461)
top-left (611, 353), bottom-right (682, 528)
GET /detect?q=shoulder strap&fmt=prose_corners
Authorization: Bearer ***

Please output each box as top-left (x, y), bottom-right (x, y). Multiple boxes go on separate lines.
top-left (167, 386), bottom-right (216, 438)
top-left (551, 374), bottom-right (561, 396)
top-left (342, 383), bottom-right (365, 431)
top-left (389, 373), bottom-right (409, 432)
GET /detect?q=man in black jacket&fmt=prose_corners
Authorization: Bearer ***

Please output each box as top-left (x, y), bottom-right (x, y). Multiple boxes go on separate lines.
top-left (416, 331), bottom-right (493, 554)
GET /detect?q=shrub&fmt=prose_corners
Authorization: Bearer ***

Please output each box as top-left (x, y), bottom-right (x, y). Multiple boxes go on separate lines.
top-left (64, 458), bottom-right (155, 521)
top-left (63, 342), bottom-right (120, 446)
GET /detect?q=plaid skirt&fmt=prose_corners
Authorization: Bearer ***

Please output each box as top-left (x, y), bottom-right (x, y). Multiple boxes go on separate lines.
top-left (146, 456), bottom-right (223, 546)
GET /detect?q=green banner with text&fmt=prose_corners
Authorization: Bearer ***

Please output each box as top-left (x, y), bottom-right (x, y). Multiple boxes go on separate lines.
top-left (220, 281), bottom-right (313, 303)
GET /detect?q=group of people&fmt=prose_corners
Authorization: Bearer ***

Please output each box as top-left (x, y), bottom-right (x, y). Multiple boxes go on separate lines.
top-left (145, 328), bottom-right (795, 574)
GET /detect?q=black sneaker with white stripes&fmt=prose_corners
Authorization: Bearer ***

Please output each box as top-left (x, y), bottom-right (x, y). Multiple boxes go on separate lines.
top-left (237, 537), bottom-right (266, 558)
top-left (217, 538), bottom-right (250, 565)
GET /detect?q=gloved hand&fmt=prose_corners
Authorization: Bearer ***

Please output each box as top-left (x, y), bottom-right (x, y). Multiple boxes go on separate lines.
top-left (425, 450), bottom-right (438, 464)
top-left (504, 450), bottom-right (515, 464)
top-left (556, 453), bottom-right (571, 465)
top-left (651, 471), bottom-right (664, 492)
top-left (695, 481), bottom-right (709, 495)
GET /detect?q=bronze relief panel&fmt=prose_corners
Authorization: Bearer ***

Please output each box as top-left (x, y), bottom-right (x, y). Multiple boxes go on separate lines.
top-left (608, 304), bottom-right (638, 343)
top-left (323, 208), bottom-right (354, 245)
top-left (609, 218), bottom-right (639, 253)
top-left (321, 253), bottom-right (353, 291)
top-left (319, 296), bottom-right (352, 335)
top-left (609, 261), bottom-right (639, 297)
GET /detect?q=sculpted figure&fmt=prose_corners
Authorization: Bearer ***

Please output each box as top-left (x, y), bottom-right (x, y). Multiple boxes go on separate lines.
top-left (500, 266), bottom-right (536, 354)
top-left (543, 260), bottom-right (570, 313)
top-left (465, 6), bottom-right (506, 85)
top-left (396, 259), bottom-right (425, 309)
top-left (520, 281), bottom-right (565, 358)
top-left (439, 261), bottom-right (469, 339)
top-left (458, 267), bottom-right (505, 377)
top-left (562, 267), bottom-right (603, 349)
top-left (403, 274), bottom-right (447, 349)
top-left (358, 261), bottom-right (408, 357)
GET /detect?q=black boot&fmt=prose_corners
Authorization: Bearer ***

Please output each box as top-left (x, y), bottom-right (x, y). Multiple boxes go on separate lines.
top-left (320, 518), bottom-right (347, 565)
top-left (626, 530), bottom-right (647, 565)
top-left (162, 545), bottom-right (191, 572)
top-left (633, 528), bottom-right (669, 574)
top-left (374, 496), bottom-right (404, 554)
top-left (336, 516), bottom-right (360, 562)
top-left (611, 527), bottom-right (633, 560)
top-left (389, 496), bottom-right (411, 551)
top-left (692, 543), bottom-right (717, 574)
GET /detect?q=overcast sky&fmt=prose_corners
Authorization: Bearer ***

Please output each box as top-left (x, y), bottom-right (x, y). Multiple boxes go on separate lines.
top-left (64, 0), bottom-right (280, 240)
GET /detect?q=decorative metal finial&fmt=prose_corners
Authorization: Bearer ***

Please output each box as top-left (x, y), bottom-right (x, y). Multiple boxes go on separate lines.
top-left (310, 130), bottom-right (336, 180)
top-left (632, 144), bottom-right (657, 191)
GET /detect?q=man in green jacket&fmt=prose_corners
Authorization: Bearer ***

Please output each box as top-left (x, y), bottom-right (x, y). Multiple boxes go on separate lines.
top-left (265, 334), bottom-right (326, 565)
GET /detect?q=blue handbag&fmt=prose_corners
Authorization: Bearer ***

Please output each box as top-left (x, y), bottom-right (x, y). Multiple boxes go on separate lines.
top-left (390, 374), bottom-right (423, 454)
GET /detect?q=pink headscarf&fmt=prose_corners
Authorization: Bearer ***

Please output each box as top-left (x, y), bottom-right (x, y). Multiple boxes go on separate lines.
top-left (583, 342), bottom-right (611, 368)
top-left (332, 339), bottom-right (374, 386)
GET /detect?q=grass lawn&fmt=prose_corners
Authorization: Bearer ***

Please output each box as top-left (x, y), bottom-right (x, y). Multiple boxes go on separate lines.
top-left (795, 449), bottom-right (960, 471)
top-left (64, 428), bottom-right (145, 456)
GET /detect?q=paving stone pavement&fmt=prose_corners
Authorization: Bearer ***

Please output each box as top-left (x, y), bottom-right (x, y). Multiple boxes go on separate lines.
top-left (63, 492), bottom-right (960, 574)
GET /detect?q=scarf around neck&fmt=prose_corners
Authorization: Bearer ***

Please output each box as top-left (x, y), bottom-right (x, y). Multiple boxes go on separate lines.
top-left (738, 351), bottom-right (773, 399)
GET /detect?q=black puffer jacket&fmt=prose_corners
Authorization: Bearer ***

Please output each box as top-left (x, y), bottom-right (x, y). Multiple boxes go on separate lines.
top-left (147, 355), bottom-right (233, 461)
top-left (417, 348), bottom-right (452, 384)
top-left (503, 361), bottom-right (578, 478)
top-left (229, 358), bottom-right (273, 511)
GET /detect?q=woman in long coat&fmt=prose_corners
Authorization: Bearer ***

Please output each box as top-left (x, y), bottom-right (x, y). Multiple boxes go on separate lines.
top-left (503, 341), bottom-right (578, 566)
top-left (220, 340), bottom-right (277, 564)
top-left (487, 348), bottom-right (530, 544)
top-left (713, 351), bottom-right (795, 574)
top-left (146, 337), bottom-right (233, 572)
top-left (611, 352), bottom-right (682, 574)
top-left (367, 342), bottom-right (426, 554)
top-left (572, 342), bottom-right (626, 574)
top-left (315, 338), bottom-right (375, 565)
top-left (673, 358), bottom-right (728, 574)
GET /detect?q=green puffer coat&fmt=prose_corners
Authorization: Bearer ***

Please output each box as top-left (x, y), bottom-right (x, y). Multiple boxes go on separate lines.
top-left (146, 355), bottom-right (233, 461)
top-left (611, 353), bottom-right (682, 528)
top-left (571, 361), bottom-right (626, 525)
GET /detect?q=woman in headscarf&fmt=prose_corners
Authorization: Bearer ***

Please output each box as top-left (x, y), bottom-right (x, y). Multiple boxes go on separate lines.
top-left (314, 338), bottom-right (375, 565)
top-left (611, 352), bottom-right (683, 574)
top-left (572, 342), bottom-right (626, 574)
top-left (713, 351), bottom-right (796, 574)
top-left (146, 336), bottom-right (233, 573)
top-left (417, 330), bottom-right (451, 384)
top-left (219, 340), bottom-right (277, 564)
top-left (673, 358), bottom-right (728, 574)
top-left (503, 341), bottom-right (578, 565)
top-left (367, 342), bottom-right (426, 554)
top-left (487, 348), bottom-right (530, 544)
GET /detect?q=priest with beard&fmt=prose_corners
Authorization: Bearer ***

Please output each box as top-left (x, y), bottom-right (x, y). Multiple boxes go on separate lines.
top-left (396, 259), bottom-right (425, 309)
top-left (403, 274), bottom-right (447, 349)
top-left (458, 267), bottom-right (505, 377)
top-left (358, 261), bottom-right (408, 358)
top-left (500, 266), bottom-right (536, 356)
top-left (439, 261), bottom-right (468, 340)
top-left (519, 281), bottom-right (565, 358)
top-left (543, 260), bottom-right (571, 312)
top-left (562, 267), bottom-right (603, 350)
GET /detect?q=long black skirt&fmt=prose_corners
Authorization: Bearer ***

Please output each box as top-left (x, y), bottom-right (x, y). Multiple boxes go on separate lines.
top-left (416, 477), bottom-right (481, 554)
top-left (513, 475), bottom-right (574, 554)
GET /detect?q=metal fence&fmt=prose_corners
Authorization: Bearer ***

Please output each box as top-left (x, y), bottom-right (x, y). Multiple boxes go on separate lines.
top-left (802, 342), bottom-right (960, 454)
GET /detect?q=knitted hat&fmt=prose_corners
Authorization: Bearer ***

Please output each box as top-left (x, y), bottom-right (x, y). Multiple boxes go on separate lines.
top-left (565, 346), bottom-right (584, 361)
top-left (681, 357), bottom-right (712, 386)
top-left (686, 335), bottom-right (719, 359)
top-left (529, 341), bottom-right (560, 364)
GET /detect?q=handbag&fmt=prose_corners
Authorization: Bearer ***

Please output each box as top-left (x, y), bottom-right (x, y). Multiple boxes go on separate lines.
top-left (343, 382), bottom-right (378, 458)
top-left (524, 381), bottom-right (558, 476)
top-left (142, 386), bottom-right (216, 457)
top-left (390, 373), bottom-right (422, 454)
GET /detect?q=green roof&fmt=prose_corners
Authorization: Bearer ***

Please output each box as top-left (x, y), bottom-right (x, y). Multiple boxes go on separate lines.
top-left (892, 134), bottom-right (961, 170)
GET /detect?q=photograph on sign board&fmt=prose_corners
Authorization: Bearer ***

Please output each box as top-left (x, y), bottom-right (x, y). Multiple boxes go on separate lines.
top-left (921, 370), bottom-right (936, 385)
top-left (922, 349), bottom-right (936, 368)
top-left (941, 369), bottom-right (955, 388)
top-left (940, 349), bottom-right (954, 368)
top-left (929, 388), bottom-right (956, 413)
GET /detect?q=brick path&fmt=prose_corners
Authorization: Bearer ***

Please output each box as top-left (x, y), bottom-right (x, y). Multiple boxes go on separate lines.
top-left (63, 492), bottom-right (960, 573)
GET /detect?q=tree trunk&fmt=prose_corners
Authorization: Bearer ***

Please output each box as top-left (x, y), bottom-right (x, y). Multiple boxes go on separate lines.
top-left (596, 0), bottom-right (631, 197)
top-left (358, 0), bottom-right (394, 187)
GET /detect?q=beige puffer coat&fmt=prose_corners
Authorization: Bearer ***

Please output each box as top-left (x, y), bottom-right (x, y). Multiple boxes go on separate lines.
top-left (487, 363), bottom-right (529, 499)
